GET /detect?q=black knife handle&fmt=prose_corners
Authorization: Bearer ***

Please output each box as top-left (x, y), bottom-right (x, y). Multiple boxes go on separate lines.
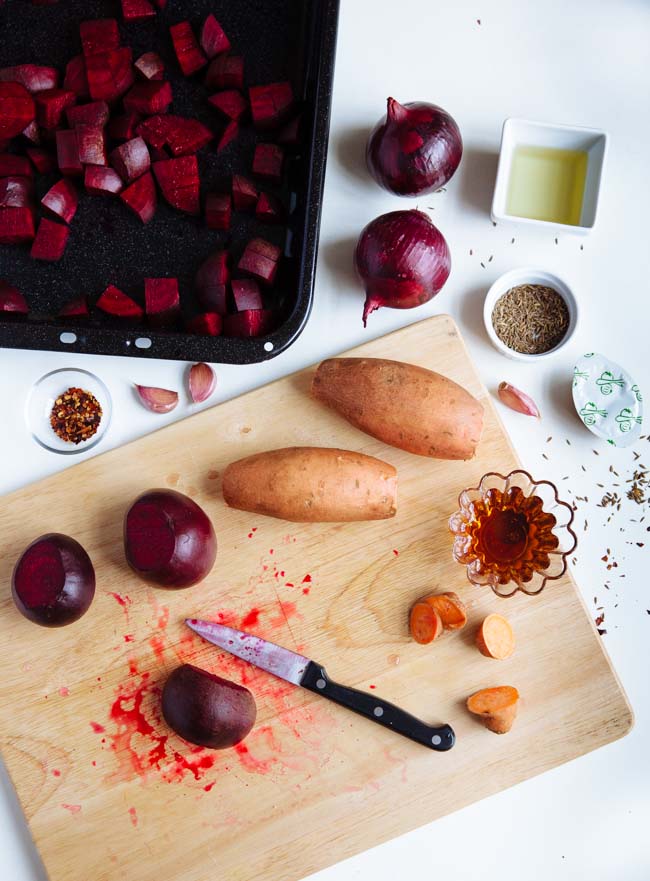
top-left (301, 662), bottom-right (455, 752)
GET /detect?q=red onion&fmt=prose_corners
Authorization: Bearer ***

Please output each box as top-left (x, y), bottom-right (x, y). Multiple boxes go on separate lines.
top-left (355, 210), bottom-right (451, 326)
top-left (366, 98), bottom-right (462, 196)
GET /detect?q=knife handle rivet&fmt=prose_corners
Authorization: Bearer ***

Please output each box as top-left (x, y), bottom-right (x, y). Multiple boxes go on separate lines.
top-left (432, 735), bottom-right (442, 746)
top-left (373, 707), bottom-right (384, 717)
top-left (316, 678), bottom-right (326, 689)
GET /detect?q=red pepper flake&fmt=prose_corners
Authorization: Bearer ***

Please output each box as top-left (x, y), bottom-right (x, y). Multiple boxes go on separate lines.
top-left (49, 387), bottom-right (102, 445)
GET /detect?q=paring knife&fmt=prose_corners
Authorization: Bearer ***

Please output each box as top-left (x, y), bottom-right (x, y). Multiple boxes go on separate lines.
top-left (186, 618), bottom-right (455, 752)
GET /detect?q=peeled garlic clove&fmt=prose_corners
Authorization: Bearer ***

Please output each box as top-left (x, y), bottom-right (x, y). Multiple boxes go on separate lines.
top-left (135, 384), bottom-right (179, 414)
top-left (497, 382), bottom-right (540, 418)
top-left (189, 362), bottom-right (216, 404)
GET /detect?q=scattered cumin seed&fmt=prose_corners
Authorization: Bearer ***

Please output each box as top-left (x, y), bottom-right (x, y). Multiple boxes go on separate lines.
top-left (480, 262), bottom-right (486, 268)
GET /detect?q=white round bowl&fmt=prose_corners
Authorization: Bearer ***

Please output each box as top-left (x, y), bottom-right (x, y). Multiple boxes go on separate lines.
top-left (483, 267), bottom-right (579, 362)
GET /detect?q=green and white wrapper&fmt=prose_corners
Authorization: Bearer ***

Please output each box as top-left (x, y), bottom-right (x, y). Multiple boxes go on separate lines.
top-left (572, 353), bottom-right (643, 447)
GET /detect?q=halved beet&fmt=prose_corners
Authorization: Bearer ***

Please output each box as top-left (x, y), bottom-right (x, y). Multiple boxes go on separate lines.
top-left (107, 111), bottom-right (141, 141)
top-left (12, 533), bottom-right (96, 627)
top-left (238, 237), bottom-right (281, 285)
top-left (208, 89), bottom-right (247, 121)
top-left (56, 130), bottom-right (82, 176)
top-left (86, 48), bottom-right (134, 103)
top-left (0, 83), bottom-right (35, 140)
top-left (0, 155), bottom-right (33, 177)
top-left (80, 19), bottom-right (120, 56)
top-left (124, 81), bottom-right (173, 115)
top-left (120, 170), bottom-right (156, 222)
top-left (170, 22), bottom-right (207, 76)
top-left (58, 295), bottom-right (89, 317)
top-left (85, 165), bottom-right (123, 195)
top-left (255, 191), bottom-right (284, 224)
top-left (21, 120), bottom-right (41, 145)
top-left (195, 250), bottom-right (228, 314)
top-left (249, 82), bottom-right (294, 130)
top-left (27, 148), bottom-right (56, 174)
top-left (97, 284), bottom-right (143, 319)
top-left (41, 179), bottom-right (78, 224)
top-left (0, 281), bottom-right (28, 314)
top-left (232, 279), bottom-right (263, 312)
top-left (66, 100), bottom-right (109, 128)
top-left (217, 119), bottom-right (238, 153)
top-left (232, 174), bottom-right (257, 211)
top-left (0, 207), bottom-right (35, 244)
top-left (121, 0), bottom-right (155, 21)
top-left (205, 193), bottom-right (230, 230)
top-left (186, 312), bottom-right (222, 336)
top-left (252, 143), bottom-right (284, 184)
top-left (111, 136), bottom-right (150, 183)
top-left (31, 218), bottom-right (70, 261)
top-left (134, 52), bottom-right (164, 81)
top-left (145, 277), bottom-right (180, 327)
top-left (76, 124), bottom-right (107, 166)
top-left (0, 176), bottom-right (33, 208)
top-left (138, 114), bottom-right (212, 156)
top-left (0, 65), bottom-right (59, 93)
top-left (34, 88), bottom-right (76, 130)
top-left (63, 55), bottom-right (89, 99)
top-left (223, 308), bottom-right (275, 338)
top-left (205, 55), bottom-right (243, 91)
top-left (200, 15), bottom-right (230, 59)
top-left (153, 155), bottom-right (199, 215)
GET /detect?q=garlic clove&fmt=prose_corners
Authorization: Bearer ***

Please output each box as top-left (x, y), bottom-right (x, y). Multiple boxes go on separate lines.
top-left (135, 384), bottom-right (179, 414)
top-left (497, 382), bottom-right (540, 418)
top-left (189, 362), bottom-right (216, 404)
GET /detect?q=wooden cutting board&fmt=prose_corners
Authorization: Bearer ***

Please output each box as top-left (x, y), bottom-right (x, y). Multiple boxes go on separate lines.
top-left (0, 316), bottom-right (632, 881)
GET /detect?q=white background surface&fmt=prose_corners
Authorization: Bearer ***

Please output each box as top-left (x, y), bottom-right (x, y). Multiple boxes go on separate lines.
top-left (1, 0), bottom-right (649, 878)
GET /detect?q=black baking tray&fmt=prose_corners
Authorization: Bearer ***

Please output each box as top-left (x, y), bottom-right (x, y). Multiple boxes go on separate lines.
top-left (0, 0), bottom-right (338, 362)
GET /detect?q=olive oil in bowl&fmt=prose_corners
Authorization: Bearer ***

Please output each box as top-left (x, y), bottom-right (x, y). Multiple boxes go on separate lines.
top-left (506, 146), bottom-right (588, 226)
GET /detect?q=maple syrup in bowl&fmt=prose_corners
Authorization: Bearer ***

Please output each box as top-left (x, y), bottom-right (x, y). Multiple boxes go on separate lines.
top-left (449, 470), bottom-right (577, 597)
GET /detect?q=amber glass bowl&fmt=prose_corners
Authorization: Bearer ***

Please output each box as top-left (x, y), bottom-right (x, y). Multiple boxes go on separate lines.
top-left (449, 470), bottom-right (577, 597)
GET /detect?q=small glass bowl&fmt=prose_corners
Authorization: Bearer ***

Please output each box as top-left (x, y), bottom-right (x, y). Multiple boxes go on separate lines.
top-left (25, 368), bottom-right (112, 455)
top-left (448, 470), bottom-right (577, 598)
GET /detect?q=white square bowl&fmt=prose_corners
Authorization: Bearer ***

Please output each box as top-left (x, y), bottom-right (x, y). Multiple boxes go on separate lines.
top-left (491, 118), bottom-right (608, 234)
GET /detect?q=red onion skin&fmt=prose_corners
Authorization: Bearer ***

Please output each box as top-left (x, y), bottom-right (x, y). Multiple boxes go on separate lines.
top-left (355, 210), bottom-right (451, 326)
top-left (367, 98), bottom-right (462, 196)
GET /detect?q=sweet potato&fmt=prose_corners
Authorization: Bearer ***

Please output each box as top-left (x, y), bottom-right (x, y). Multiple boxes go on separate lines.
top-left (409, 602), bottom-right (443, 644)
top-left (467, 686), bottom-right (519, 734)
top-left (424, 592), bottom-right (467, 630)
top-left (311, 358), bottom-right (484, 460)
top-left (222, 446), bottom-right (397, 523)
top-left (476, 614), bottom-right (515, 659)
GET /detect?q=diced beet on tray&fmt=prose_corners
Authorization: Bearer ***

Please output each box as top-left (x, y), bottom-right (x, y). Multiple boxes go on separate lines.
top-left (186, 312), bottom-right (222, 336)
top-left (205, 193), bottom-right (231, 230)
top-left (255, 191), bottom-right (284, 224)
top-left (34, 88), bottom-right (76, 130)
top-left (21, 120), bottom-right (41, 145)
top-left (238, 237), bottom-right (281, 285)
top-left (138, 114), bottom-right (212, 156)
top-left (232, 279), bottom-right (263, 312)
top-left (134, 52), bottom-right (164, 81)
top-left (170, 22), bottom-right (207, 76)
top-left (63, 55), bottom-right (89, 99)
top-left (144, 277), bottom-right (180, 327)
top-left (96, 284), bottom-right (143, 319)
top-left (58, 295), bottom-right (89, 317)
top-left (41, 179), bottom-right (78, 223)
top-left (249, 82), bottom-right (294, 130)
top-left (136, 114), bottom-right (169, 148)
top-left (277, 114), bottom-right (301, 146)
top-left (108, 111), bottom-right (141, 141)
top-left (0, 155), bottom-right (33, 178)
top-left (208, 89), bottom-right (247, 121)
top-left (0, 281), bottom-right (29, 314)
top-left (195, 250), bottom-right (228, 314)
top-left (27, 148), bottom-right (56, 174)
top-left (56, 130), bottom-right (82, 176)
top-left (120, 170), bottom-right (156, 222)
top-left (0, 83), bottom-right (36, 140)
top-left (153, 155), bottom-right (200, 215)
top-left (223, 309), bottom-right (275, 338)
top-left (252, 143), bottom-right (284, 184)
top-left (200, 15), bottom-right (231, 59)
top-left (0, 207), bottom-right (35, 244)
top-left (0, 176), bottom-right (33, 208)
top-left (0, 65), bottom-right (59, 93)
top-left (85, 164), bottom-right (124, 195)
top-left (205, 55), bottom-right (244, 91)
top-left (217, 119), bottom-right (238, 153)
top-left (86, 48), bottom-right (134, 103)
top-left (124, 81), bottom-right (173, 115)
top-left (30, 217), bottom-right (69, 261)
top-left (121, 0), bottom-right (156, 22)
top-left (66, 100), bottom-right (109, 128)
top-left (111, 137), bottom-right (150, 183)
top-left (80, 19), bottom-right (120, 57)
top-left (232, 174), bottom-right (257, 211)
top-left (76, 124), bottom-right (107, 166)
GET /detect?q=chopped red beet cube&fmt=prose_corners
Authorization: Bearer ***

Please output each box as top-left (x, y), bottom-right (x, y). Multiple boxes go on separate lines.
top-left (138, 115), bottom-right (212, 156)
top-left (80, 19), bottom-right (120, 57)
top-left (120, 171), bottom-right (156, 222)
top-left (252, 143), bottom-right (284, 184)
top-left (27, 148), bottom-right (56, 174)
top-left (205, 192), bottom-right (230, 230)
top-left (41, 179), bottom-right (78, 223)
top-left (124, 81), bottom-right (173, 115)
top-left (144, 277), bottom-right (180, 327)
top-left (136, 114), bottom-right (170, 148)
top-left (0, 207), bottom-right (35, 243)
top-left (21, 120), bottom-right (40, 145)
top-left (255, 191), bottom-right (284, 224)
top-left (0, 281), bottom-right (29, 314)
top-left (58, 296), bottom-right (89, 317)
top-left (76, 124), bottom-right (107, 166)
top-left (232, 174), bottom-right (257, 211)
top-left (0, 176), bottom-right (33, 208)
top-left (195, 250), bottom-right (228, 314)
top-left (0, 155), bottom-right (33, 177)
top-left (249, 82), bottom-right (294, 130)
top-left (85, 165), bottom-right (124, 195)
top-left (31, 217), bottom-right (69, 261)
top-left (110, 136), bottom-right (150, 183)
top-left (86, 48), bottom-right (134, 103)
top-left (217, 119), bottom-right (238, 153)
top-left (0, 83), bottom-right (36, 140)
top-left (96, 284), bottom-right (143, 319)
top-left (63, 55), bottom-right (89, 99)
top-left (134, 52), bottom-right (164, 81)
top-left (208, 89), bottom-right (247, 120)
top-left (200, 15), bottom-right (230, 59)
top-left (205, 55), bottom-right (244, 91)
top-left (107, 112), bottom-right (141, 141)
top-left (170, 22), bottom-right (207, 76)
top-left (66, 100), bottom-right (109, 128)
top-left (153, 155), bottom-right (199, 215)
top-left (277, 114), bottom-right (301, 146)
top-left (232, 279), bottom-right (263, 312)
top-left (238, 237), bottom-right (281, 285)
top-left (0, 65), bottom-right (58, 94)
top-left (121, 0), bottom-right (155, 22)
top-left (223, 309), bottom-right (275, 338)
top-left (34, 88), bottom-right (76, 130)
top-left (56, 130), bottom-right (82, 176)
top-left (186, 312), bottom-right (222, 336)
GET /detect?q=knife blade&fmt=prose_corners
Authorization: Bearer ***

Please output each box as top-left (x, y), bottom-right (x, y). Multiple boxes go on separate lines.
top-left (186, 618), bottom-right (455, 752)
